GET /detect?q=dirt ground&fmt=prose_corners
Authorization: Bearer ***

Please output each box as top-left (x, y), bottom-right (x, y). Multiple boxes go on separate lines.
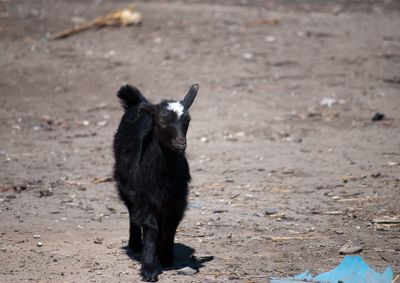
top-left (1, 0), bottom-right (399, 282)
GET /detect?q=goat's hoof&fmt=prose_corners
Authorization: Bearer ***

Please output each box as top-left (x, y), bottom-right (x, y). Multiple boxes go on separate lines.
top-left (140, 265), bottom-right (158, 282)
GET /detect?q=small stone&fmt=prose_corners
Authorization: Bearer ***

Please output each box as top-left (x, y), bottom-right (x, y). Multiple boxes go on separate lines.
top-left (1, 247), bottom-right (6, 252)
top-left (106, 206), bottom-right (116, 213)
top-left (339, 244), bottom-right (362, 255)
top-left (33, 234), bottom-right (41, 239)
top-left (96, 120), bottom-right (108, 127)
top-left (371, 112), bottom-right (385, 121)
top-left (320, 98), bottom-right (337, 107)
top-left (242, 52), bottom-right (254, 60)
top-left (264, 208), bottom-right (278, 215)
top-left (387, 161), bottom-right (399, 167)
top-left (297, 31), bottom-right (306, 37)
top-left (224, 133), bottom-right (238, 142)
top-left (333, 229), bottom-right (345, 234)
top-left (154, 37), bottom-right (162, 44)
top-left (371, 172), bottom-right (381, 178)
top-left (71, 16), bottom-right (86, 24)
top-left (39, 188), bottom-right (53, 197)
top-left (94, 237), bottom-right (103, 244)
top-left (41, 115), bottom-right (54, 125)
top-left (104, 50), bottom-right (116, 59)
top-left (37, 242), bottom-right (43, 247)
top-left (176, 266), bottom-right (198, 275)
top-left (200, 136), bottom-right (209, 143)
top-left (212, 209), bottom-right (228, 214)
top-left (190, 254), bottom-right (214, 261)
top-left (265, 36), bottom-right (276, 43)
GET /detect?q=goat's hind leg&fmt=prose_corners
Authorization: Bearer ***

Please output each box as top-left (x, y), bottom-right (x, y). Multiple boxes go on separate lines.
top-left (129, 222), bottom-right (142, 253)
top-left (127, 204), bottom-right (143, 253)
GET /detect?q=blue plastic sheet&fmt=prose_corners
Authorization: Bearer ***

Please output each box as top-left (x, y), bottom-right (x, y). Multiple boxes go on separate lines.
top-left (270, 255), bottom-right (393, 283)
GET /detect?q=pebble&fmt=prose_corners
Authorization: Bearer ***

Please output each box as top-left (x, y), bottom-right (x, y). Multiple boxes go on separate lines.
top-left (339, 244), bottom-right (362, 254)
top-left (264, 208), bottom-right (278, 215)
top-left (371, 172), bottom-right (381, 178)
top-left (371, 112), bottom-right (385, 121)
top-left (190, 254), bottom-right (214, 262)
top-left (37, 242), bottom-right (43, 247)
top-left (106, 206), bottom-right (117, 213)
top-left (265, 36), bottom-right (276, 43)
top-left (33, 234), bottom-right (41, 239)
top-left (154, 37), bottom-right (162, 44)
top-left (176, 266), bottom-right (198, 276)
top-left (212, 209), bottom-right (228, 214)
top-left (94, 237), bottom-right (103, 244)
top-left (39, 188), bottom-right (54, 197)
top-left (320, 98), bottom-right (337, 107)
top-left (242, 52), bottom-right (254, 60)
top-left (104, 50), bottom-right (116, 59)
top-left (224, 134), bottom-right (238, 142)
top-left (200, 136), bottom-right (209, 143)
top-left (333, 229), bottom-right (345, 235)
top-left (96, 120), bottom-right (108, 127)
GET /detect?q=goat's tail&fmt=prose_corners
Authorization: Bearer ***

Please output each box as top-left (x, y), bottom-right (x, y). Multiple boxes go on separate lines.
top-left (117, 85), bottom-right (147, 111)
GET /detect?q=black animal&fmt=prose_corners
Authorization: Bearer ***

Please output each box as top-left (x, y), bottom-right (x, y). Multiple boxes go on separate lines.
top-left (113, 84), bottom-right (199, 282)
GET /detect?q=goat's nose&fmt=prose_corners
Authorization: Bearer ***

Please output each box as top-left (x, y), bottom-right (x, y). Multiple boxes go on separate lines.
top-left (176, 137), bottom-right (186, 145)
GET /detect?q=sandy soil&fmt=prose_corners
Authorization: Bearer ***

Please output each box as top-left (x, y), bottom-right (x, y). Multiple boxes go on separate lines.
top-left (1, 0), bottom-right (399, 282)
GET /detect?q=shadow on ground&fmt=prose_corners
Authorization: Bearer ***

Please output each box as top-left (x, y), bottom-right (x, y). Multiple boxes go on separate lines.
top-left (123, 243), bottom-right (214, 271)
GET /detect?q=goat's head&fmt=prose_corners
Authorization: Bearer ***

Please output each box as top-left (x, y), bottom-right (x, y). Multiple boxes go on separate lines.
top-left (140, 84), bottom-right (199, 153)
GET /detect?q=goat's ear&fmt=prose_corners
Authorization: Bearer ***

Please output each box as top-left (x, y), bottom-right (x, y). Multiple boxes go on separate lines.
top-left (117, 85), bottom-right (144, 111)
top-left (182, 84), bottom-right (199, 110)
top-left (139, 102), bottom-right (157, 116)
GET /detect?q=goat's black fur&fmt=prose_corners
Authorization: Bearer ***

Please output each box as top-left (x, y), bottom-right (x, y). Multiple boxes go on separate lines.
top-left (113, 84), bottom-right (198, 282)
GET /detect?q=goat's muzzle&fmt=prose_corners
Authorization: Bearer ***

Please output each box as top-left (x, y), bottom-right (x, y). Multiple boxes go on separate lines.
top-left (173, 138), bottom-right (186, 152)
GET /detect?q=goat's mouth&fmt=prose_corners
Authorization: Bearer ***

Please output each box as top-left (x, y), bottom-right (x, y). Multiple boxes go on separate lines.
top-left (172, 142), bottom-right (186, 152)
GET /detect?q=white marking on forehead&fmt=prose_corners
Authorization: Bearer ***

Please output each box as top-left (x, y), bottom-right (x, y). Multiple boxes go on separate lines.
top-left (166, 102), bottom-right (184, 118)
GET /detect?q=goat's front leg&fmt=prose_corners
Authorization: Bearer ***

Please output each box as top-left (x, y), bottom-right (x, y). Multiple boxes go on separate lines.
top-left (140, 214), bottom-right (159, 282)
top-left (158, 218), bottom-right (179, 267)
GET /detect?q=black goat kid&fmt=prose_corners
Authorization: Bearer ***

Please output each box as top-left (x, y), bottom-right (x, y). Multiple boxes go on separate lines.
top-left (113, 84), bottom-right (199, 282)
